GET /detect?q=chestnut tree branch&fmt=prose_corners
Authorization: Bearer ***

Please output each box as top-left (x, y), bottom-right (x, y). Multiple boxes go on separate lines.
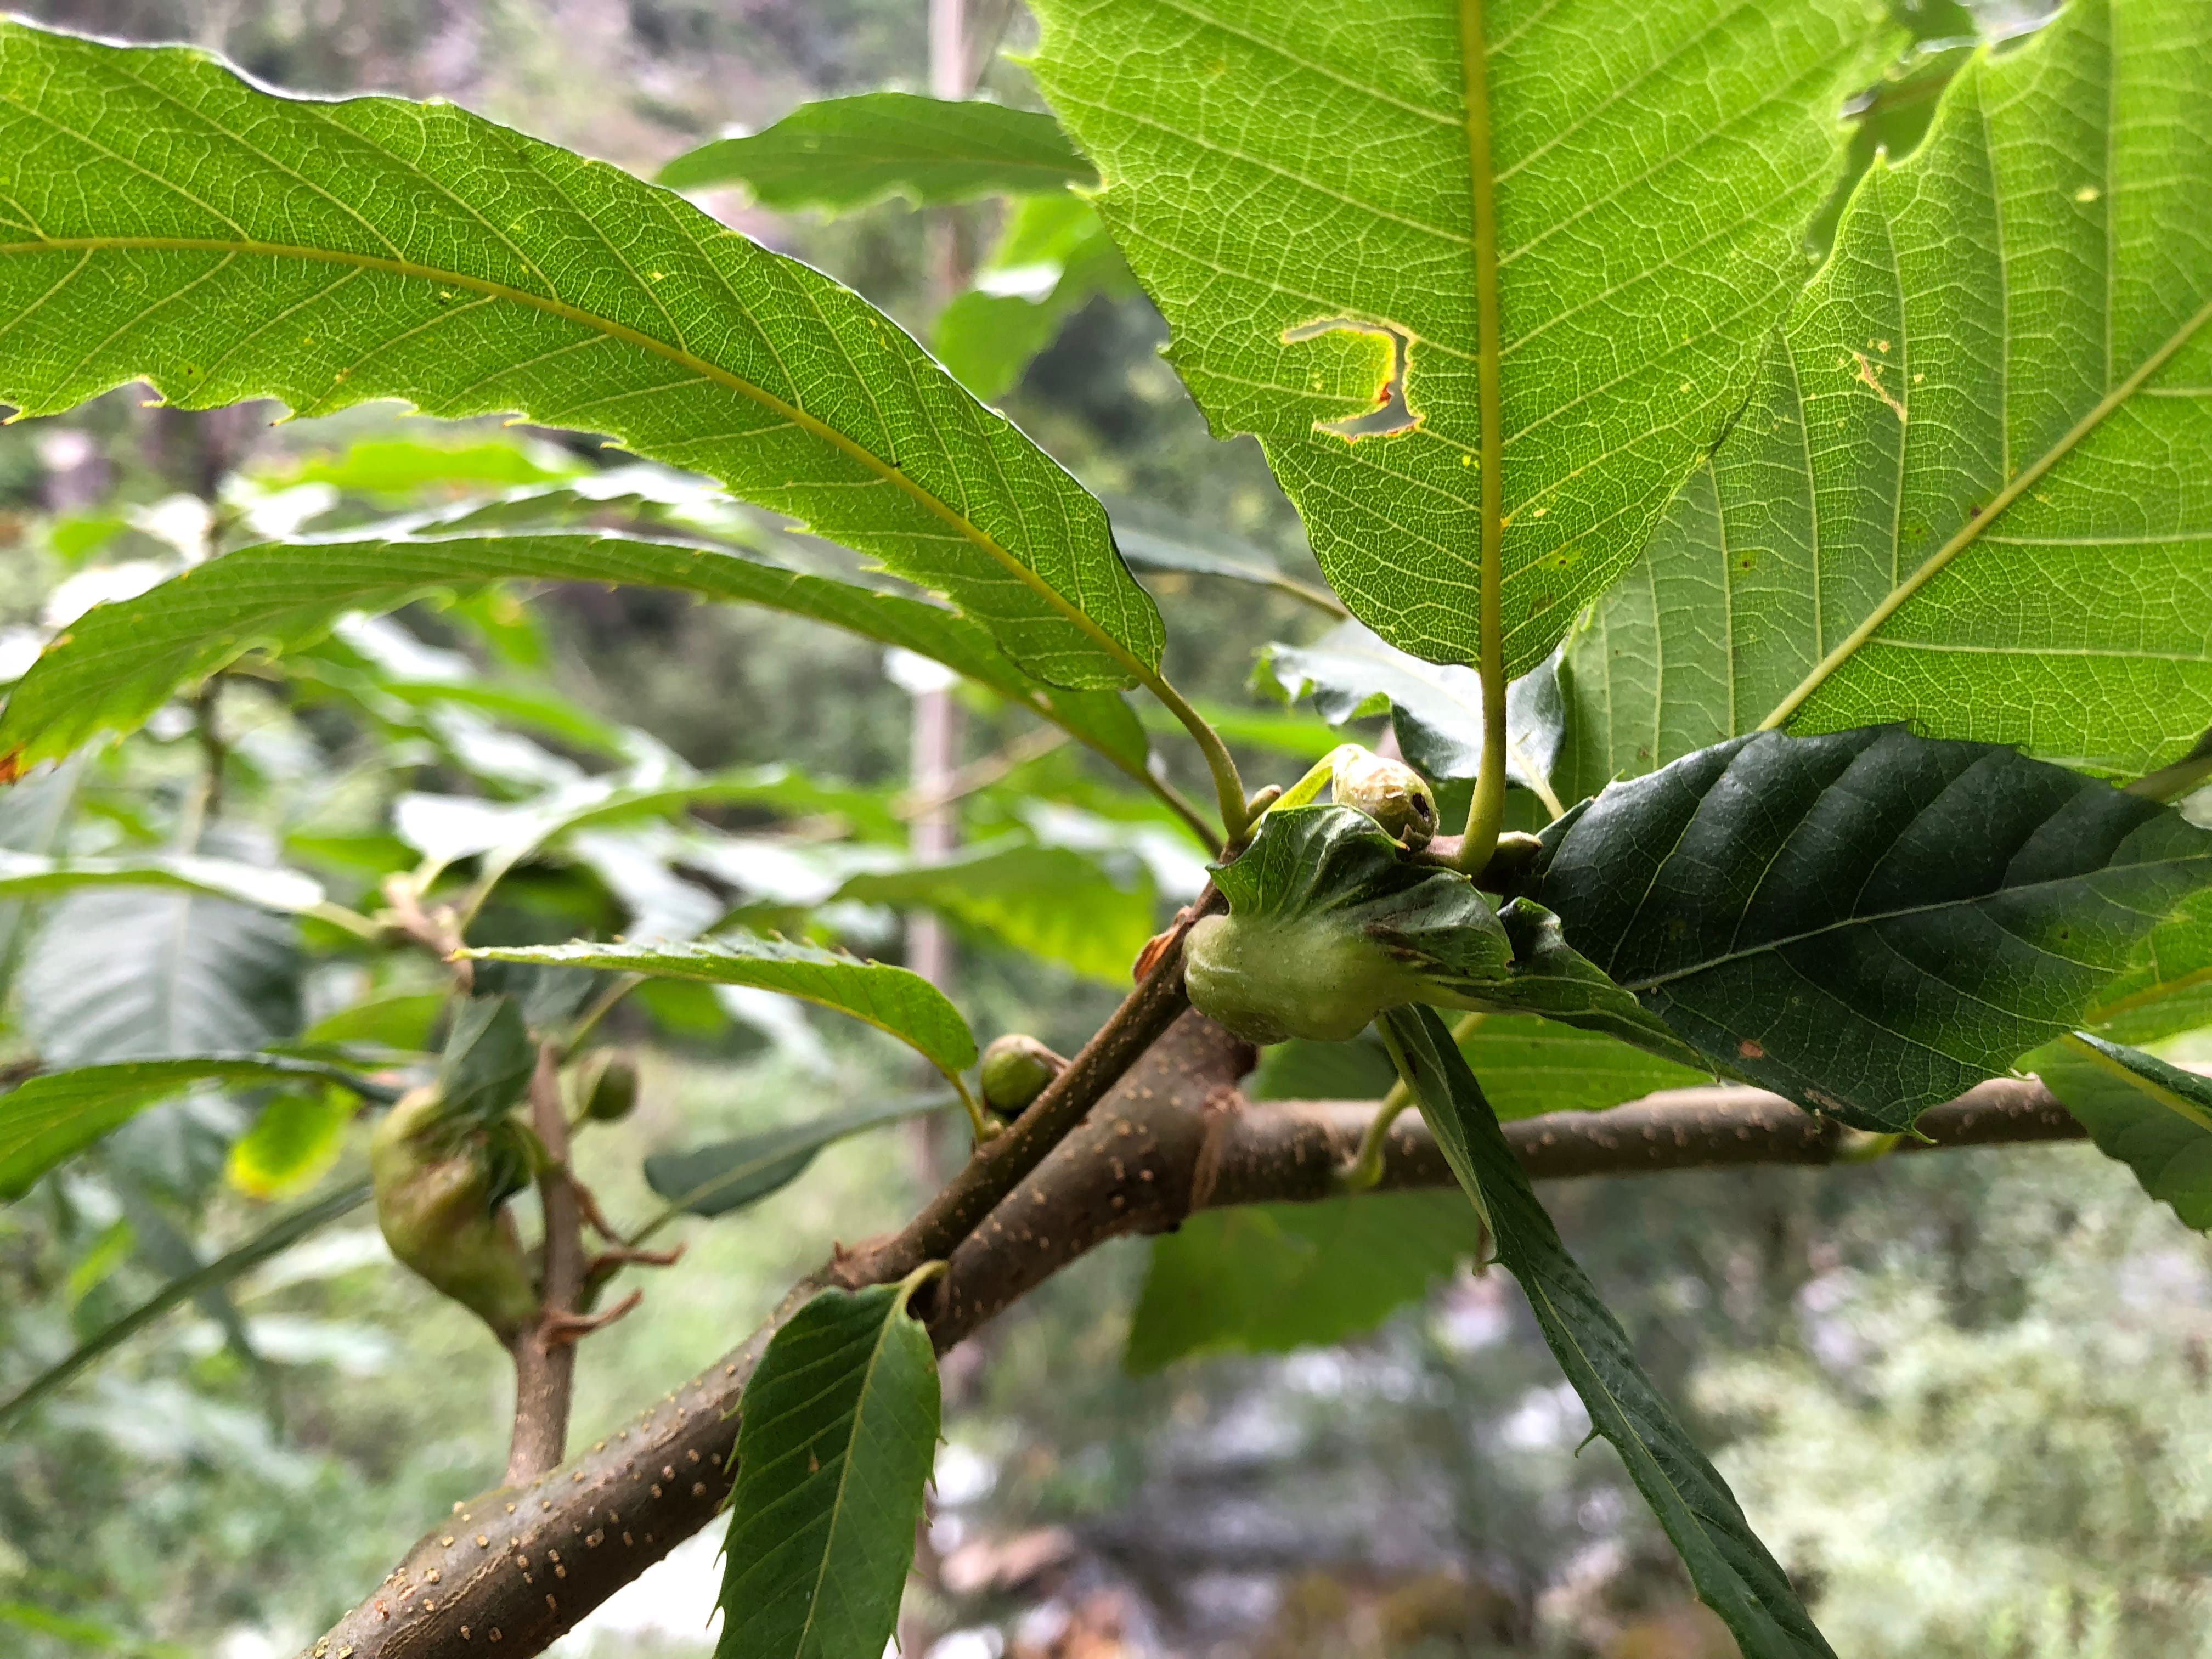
top-left (505, 1042), bottom-right (585, 1487)
top-left (305, 1007), bottom-right (2097, 1659)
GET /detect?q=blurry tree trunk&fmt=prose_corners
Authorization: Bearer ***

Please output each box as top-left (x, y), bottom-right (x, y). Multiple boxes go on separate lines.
top-left (904, 0), bottom-right (984, 1191)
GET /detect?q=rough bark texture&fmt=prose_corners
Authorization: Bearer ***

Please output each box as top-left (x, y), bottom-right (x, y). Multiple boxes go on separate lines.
top-left (306, 1020), bottom-right (2090, 1659)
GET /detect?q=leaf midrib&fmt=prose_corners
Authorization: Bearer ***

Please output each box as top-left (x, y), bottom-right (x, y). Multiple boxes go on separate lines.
top-left (1619, 849), bottom-right (2207, 994)
top-left (0, 231), bottom-right (1153, 689)
top-left (1759, 295), bottom-right (2212, 731)
top-left (788, 1304), bottom-right (905, 1659)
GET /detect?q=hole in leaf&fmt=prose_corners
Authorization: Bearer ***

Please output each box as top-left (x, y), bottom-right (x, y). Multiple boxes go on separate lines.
top-left (1283, 317), bottom-right (1419, 442)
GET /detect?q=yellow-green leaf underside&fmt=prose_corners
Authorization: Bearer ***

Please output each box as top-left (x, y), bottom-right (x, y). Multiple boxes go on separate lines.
top-left (1030, 0), bottom-right (1889, 676)
top-left (0, 21), bottom-right (1161, 692)
top-left (1560, 0), bottom-right (2212, 794)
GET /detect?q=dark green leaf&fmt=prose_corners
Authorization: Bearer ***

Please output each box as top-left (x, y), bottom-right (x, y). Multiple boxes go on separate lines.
top-left (298, 991), bottom-right (444, 1053)
top-left (644, 1094), bottom-right (957, 1218)
top-left (661, 93), bottom-right (1095, 208)
top-left (0, 533), bottom-right (1144, 783)
top-left (437, 996), bottom-right (535, 1127)
top-left (23, 887), bottom-right (304, 1068)
top-left (1383, 1005), bottom-right (1836, 1659)
top-left (2031, 1034), bottom-right (2212, 1231)
top-left (0, 1057), bottom-right (370, 1199)
top-left (717, 1277), bottom-right (941, 1659)
top-left (464, 935), bottom-right (977, 1082)
top-left (0, 1180), bottom-right (369, 1428)
top-left (1126, 1192), bottom-right (1484, 1372)
top-left (836, 840), bottom-right (1155, 985)
top-left (1516, 729), bottom-right (2212, 1131)
top-left (0, 25), bottom-right (1159, 698)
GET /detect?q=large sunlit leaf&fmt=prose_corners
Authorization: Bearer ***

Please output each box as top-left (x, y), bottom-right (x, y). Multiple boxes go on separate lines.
top-left (1384, 1005), bottom-right (1836, 1659)
top-left (834, 841), bottom-right (1156, 984)
top-left (0, 23), bottom-right (1161, 702)
top-left (1250, 1018), bottom-right (1706, 1117)
top-left (0, 849), bottom-right (363, 928)
top-left (0, 533), bottom-right (1146, 781)
top-left (1513, 727), bottom-right (2212, 1131)
top-left (1559, 0), bottom-right (2212, 796)
top-left (644, 1095), bottom-right (957, 1219)
top-left (463, 935), bottom-right (978, 1083)
top-left (716, 1277), bottom-right (940, 1659)
top-left (0, 1057), bottom-right (371, 1200)
top-left (661, 93), bottom-right (1095, 208)
top-left (1126, 1192), bottom-right (1485, 1372)
top-left (1031, 0), bottom-right (1887, 673)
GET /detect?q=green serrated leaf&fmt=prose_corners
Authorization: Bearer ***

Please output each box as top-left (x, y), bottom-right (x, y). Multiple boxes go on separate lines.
top-left (644, 1095), bottom-right (957, 1218)
top-left (834, 840), bottom-right (1155, 985)
top-left (462, 935), bottom-right (977, 1082)
top-left (2032, 1032), bottom-right (2212, 1229)
top-left (1031, 0), bottom-right (1889, 675)
top-left (1516, 727), bottom-right (2212, 1131)
top-left (0, 532), bottom-right (1147, 784)
top-left (662, 93), bottom-right (1095, 208)
top-left (1383, 1005), bottom-right (1837, 1659)
top-left (1250, 1017), bottom-right (1704, 1116)
top-left (23, 887), bottom-right (305, 1069)
top-left (0, 535), bottom-right (1141, 787)
top-left (1561, 0), bottom-right (2212, 797)
top-left (1126, 1191), bottom-right (1485, 1372)
top-left (0, 24), bottom-right (1161, 700)
top-left (717, 1277), bottom-right (941, 1659)
top-left (0, 1056), bottom-right (368, 1199)
top-left (2086, 889), bottom-right (2212, 1043)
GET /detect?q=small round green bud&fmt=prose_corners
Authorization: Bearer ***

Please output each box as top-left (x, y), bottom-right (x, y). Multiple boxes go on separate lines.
top-left (575, 1049), bottom-right (640, 1122)
top-left (979, 1034), bottom-right (1065, 1115)
top-left (1331, 749), bottom-right (1439, 848)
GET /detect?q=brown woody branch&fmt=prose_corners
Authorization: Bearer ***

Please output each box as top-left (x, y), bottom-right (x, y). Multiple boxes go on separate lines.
top-left (305, 1011), bottom-right (2091, 1659)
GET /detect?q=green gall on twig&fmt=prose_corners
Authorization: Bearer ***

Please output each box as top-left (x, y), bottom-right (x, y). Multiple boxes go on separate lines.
top-left (369, 1084), bottom-right (542, 1342)
top-left (1185, 804), bottom-right (1510, 1044)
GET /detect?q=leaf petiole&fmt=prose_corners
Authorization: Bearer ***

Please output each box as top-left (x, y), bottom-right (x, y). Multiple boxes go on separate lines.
top-left (1344, 1009), bottom-right (1485, 1192)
